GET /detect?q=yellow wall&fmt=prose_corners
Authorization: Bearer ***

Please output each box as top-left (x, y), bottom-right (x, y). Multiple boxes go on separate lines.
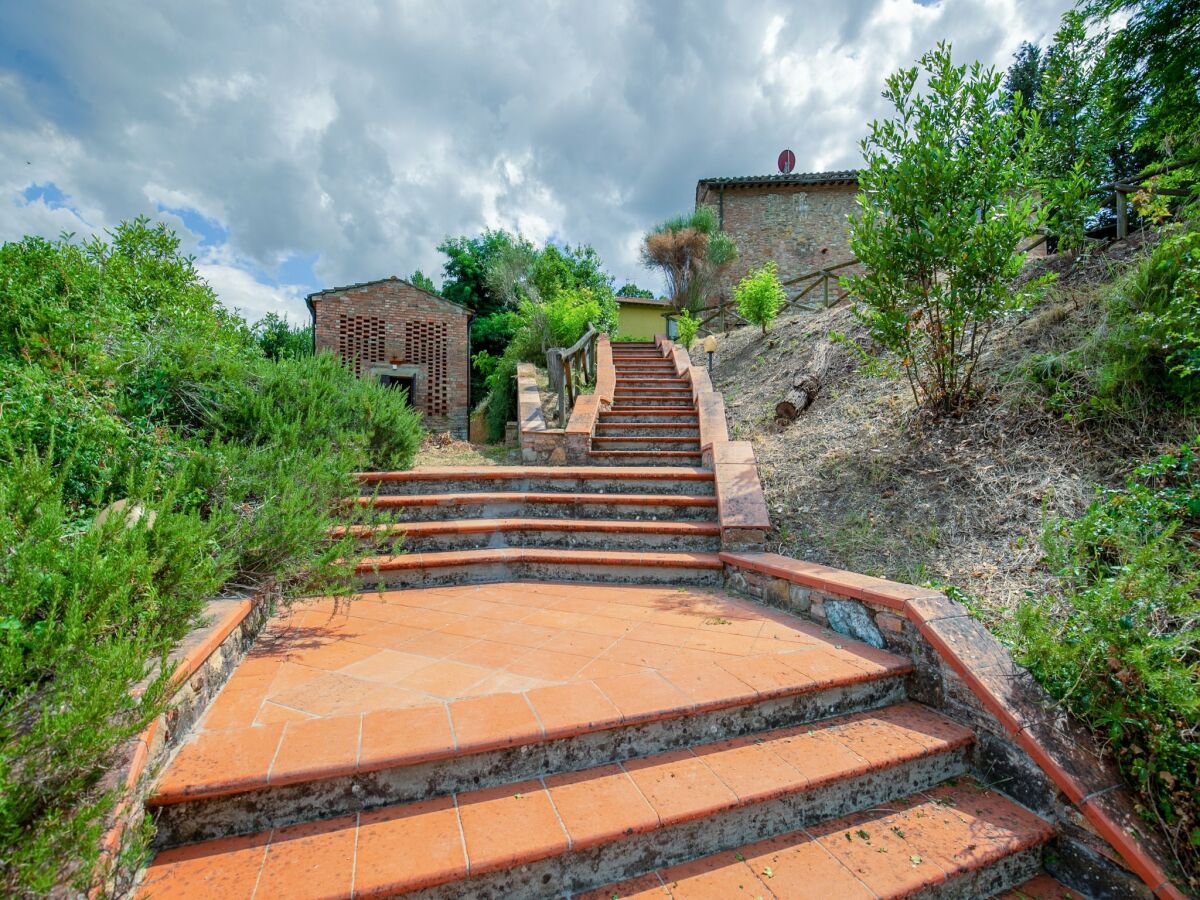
top-left (616, 302), bottom-right (670, 340)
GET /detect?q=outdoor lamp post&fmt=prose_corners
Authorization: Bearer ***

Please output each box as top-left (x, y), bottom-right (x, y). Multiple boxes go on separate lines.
top-left (703, 334), bottom-right (718, 373)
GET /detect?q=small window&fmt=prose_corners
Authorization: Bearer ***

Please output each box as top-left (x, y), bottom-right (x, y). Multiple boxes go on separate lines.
top-left (666, 317), bottom-right (679, 338)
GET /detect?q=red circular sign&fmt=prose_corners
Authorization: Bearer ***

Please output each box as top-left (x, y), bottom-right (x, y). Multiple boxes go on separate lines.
top-left (778, 149), bottom-right (796, 174)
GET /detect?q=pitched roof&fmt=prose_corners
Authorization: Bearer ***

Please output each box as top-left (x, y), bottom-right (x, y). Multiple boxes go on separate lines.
top-left (697, 170), bottom-right (858, 189)
top-left (616, 296), bottom-right (672, 307)
top-left (305, 276), bottom-right (470, 313)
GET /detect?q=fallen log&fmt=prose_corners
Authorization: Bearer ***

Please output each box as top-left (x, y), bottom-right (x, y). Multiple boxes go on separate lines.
top-left (774, 343), bottom-right (830, 424)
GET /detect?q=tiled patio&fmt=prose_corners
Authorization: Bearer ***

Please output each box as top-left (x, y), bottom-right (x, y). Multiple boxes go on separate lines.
top-left (153, 581), bottom-right (905, 804)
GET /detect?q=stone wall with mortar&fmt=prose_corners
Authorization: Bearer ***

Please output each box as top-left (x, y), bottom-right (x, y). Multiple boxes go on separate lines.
top-left (722, 553), bottom-right (1182, 899)
top-left (697, 182), bottom-right (859, 300)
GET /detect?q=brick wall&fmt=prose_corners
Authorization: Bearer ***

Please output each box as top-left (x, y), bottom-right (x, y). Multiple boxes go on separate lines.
top-left (310, 278), bottom-right (471, 438)
top-left (697, 183), bottom-right (859, 300)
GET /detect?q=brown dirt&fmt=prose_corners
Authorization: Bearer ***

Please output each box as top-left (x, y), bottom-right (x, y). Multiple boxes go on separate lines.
top-left (698, 238), bottom-right (1193, 621)
top-left (415, 433), bottom-right (520, 467)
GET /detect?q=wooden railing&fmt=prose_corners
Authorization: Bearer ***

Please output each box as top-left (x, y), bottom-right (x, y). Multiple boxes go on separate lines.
top-left (545, 323), bottom-right (599, 427)
top-left (780, 259), bottom-right (858, 311)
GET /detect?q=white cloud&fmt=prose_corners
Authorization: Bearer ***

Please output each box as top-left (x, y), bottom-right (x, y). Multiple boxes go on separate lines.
top-left (0, 0), bottom-right (1074, 308)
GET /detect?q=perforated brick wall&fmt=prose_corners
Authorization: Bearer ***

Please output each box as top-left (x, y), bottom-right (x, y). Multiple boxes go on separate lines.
top-left (309, 278), bottom-right (471, 437)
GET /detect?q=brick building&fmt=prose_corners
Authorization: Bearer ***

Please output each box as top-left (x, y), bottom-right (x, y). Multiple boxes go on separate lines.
top-left (695, 170), bottom-right (859, 299)
top-left (306, 277), bottom-right (472, 438)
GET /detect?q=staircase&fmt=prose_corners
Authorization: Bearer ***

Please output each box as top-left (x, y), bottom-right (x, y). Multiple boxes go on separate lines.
top-left (132, 340), bottom-right (1087, 899)
top-left (590, 341), bottom-right (702, 466)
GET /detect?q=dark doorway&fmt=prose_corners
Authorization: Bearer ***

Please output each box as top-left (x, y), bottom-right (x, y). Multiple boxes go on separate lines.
top-left (380, 374), bottom-right (414, 404)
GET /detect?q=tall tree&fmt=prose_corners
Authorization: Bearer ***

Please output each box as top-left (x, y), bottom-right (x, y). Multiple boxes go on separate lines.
top-left (641, 206), bottom-right (736, 312)
top-left (1002, 41), bottom-right (1044, 112)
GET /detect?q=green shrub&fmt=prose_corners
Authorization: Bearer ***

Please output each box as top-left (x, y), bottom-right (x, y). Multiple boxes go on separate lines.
top-left (676, 310), bottom-right (700, 350)
top-left (846, 43), bottom-right (1047, 412)
top-left (1023, 227), bottom-right (1200, 423)
top-left (735, 263), bottom-right (785, 336)
top-left (0, 219), bottom-right (421, 895)
top-left (1007, 439), bottom-right (1199, 882)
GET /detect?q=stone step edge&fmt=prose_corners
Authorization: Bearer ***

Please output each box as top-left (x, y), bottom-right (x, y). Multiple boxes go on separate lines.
top-left (330, 518), bottom-right (722, 539)
top-left (356, 465), bottom-right (713, 483)
top-left (140, 703), bottom-right (969, 897)
top-left (589, 451), bottom-right (703, 460)
top-left (580, 780), bottom-right (1057, 900)
top-left (148, 653), bottom-right (916, 810)
top-left (355, 548), bottom-right (726, 573)
top-left (591, 436), bottom-right (700, 444)
top-left (354, 492), bottom-right (719, 509)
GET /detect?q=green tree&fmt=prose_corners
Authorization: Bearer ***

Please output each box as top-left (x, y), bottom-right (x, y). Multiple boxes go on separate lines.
top-left (617, 282), bottom-right (655, 298)
top-left (642, 206), bottom-right (736, 312)
top-left (408, 269), bottom-right (439, 294)
top-left (676, 309), bottom-right (701, 350)
top-left (845, 43), bottom-right (1048, 412)
top-left (1002, 41), bottom-right (1044, 112)
top-left (253, 312), bottom-right (312, 360)
top-left (1034, 10), bottom-right (1115, 249)
top-left (734, 263), bottom-right (785, 336)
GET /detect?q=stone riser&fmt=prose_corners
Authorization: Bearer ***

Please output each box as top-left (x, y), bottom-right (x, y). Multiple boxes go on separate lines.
top-left (592, 432), bottom-right (700, 441)
top-left (151, 678), bottom-right (910, 847)
top-left (360, 499), bottom-right (718, 522)
top-left (610, 398), bottom-right (693, 408)
top-left (407, 750), bottom-right (972, 900)
top-left (588, 453), bottom-right (703, 466)
top-left (598, 414), bottom-right (699, 424)
top-left (361, 476), bottom-right (715, 497)
top-left (357, 561), bottom-right (723, 590)
top-left (370, 530), bottom-right (722, 553)
top-left (591, 438), bottom-right (701, 451)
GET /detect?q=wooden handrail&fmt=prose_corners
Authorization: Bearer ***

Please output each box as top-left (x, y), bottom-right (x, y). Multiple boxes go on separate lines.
top-left (546, 323), bottom-right (599, 427)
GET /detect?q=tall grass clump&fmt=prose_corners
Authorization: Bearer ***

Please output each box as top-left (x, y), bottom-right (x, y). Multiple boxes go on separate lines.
top-left (0, 218), bottom-right (422, 895)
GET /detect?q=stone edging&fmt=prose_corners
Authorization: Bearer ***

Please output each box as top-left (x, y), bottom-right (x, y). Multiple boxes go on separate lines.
top-left (93, 592), bottom-right (273, 897)
top-left (721, 550), bottom-right (1187, 900)
top-left (517, 335), bottom-right (614, 464)
top-left (654, 336), bottom-right (771, 552)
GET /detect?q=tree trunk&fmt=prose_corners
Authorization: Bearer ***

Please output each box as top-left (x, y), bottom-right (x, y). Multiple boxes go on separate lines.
top-left (774, 342), bottom-right (830, 424)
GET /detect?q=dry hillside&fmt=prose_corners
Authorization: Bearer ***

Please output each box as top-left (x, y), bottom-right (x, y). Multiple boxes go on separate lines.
top-left (695, 239), bottom-right (1190, 620)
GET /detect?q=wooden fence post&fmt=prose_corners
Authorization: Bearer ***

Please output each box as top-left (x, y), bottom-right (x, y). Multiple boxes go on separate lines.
top-left (1116, 188), bottom-right (1128, 240)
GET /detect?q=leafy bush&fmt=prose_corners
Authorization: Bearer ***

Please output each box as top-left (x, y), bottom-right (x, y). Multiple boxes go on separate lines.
top-left (734, 263), bottom-right (785, 336)
top-left (1008, 439), bottom-right (1199, 884)
top-left (846, 43), bottom-right (1048, 412)
top-left (676, 309), bottom-right (700, 350)
top-left (0, 219), bottom-right (421, 895)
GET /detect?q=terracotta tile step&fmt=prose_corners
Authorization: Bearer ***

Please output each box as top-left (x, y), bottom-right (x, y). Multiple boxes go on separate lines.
top-left (140, 704), bottom-right (973, 898)
top-left (610, 399), bottom-right (694, 409)
top-left (614, 387), bottom-right (693, 394)
top-left (599, 408), bottom-right (700, 419)
top-left (352, 492), bottom-right (719, 522)
top-left (594, 424), bottom-right (700, 436)
top-left (591, 436), bottom-right (701, 446)
top-left (357, 467), bottom-right (714, 497)
top-left (355, 547), bottom-right (724, 588)
top-left (614, 377), bottom-right (690, 384)
top-left (358, 548), bottom-right (724, 574)
top-left (582, 780), bottom-right (1056, 900)
top-left (148, 655), bottom-right (916, 845)
top-left (332, 518), bottom-right (722, 552)
top-left (589, 451), bottom-right (704, 467)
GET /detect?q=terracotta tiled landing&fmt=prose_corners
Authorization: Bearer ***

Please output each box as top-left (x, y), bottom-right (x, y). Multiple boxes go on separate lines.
top-left (152, 581), bottom-right (909, 804)
top-left (580, 780), bottom-right (1056, 900)
top-left (140, 705), bottom-right (971, 899)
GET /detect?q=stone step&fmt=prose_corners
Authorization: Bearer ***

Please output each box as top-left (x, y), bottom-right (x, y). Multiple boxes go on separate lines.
top-left (140, 703), bottom-right (970, 897)
top-left (594, 423), bottom-right (700, 437)
top-left (589, 450), bottom-right (704, 466)
top-left (354, 492), bottom-right (719, 522)
top-left (611, 400), bottom-right (695, 411)
top-left (591, 435), bottom-right (701, 449)
top-left (599, 408), bottom-right (699, 420)
top-left (995, 874), bottom-right (1087, 898)
top-left (354, 547), bottom-right (725, 588)
top-left (612, 364), bottom-right (678, 371)
top-left (615, 385), bottom-right (693, 394)
top-left (583, 780), bottom-right (1056, 900)
top-left (335, 518), bottom-right (722, 552)
top-left (613, 376), bottom-right (689, 384)
top-left (357, 466), bottom-right (714, 496)
top-left (611, 395), bottom-right (694, 407)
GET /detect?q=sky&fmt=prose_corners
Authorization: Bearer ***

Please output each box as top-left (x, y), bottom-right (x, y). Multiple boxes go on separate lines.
top-left (0, 0), bottom-right (1072, 324)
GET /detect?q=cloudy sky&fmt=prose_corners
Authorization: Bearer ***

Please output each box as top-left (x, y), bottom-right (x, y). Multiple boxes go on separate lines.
top-left (1, 0), bottom-right (1070, 323)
